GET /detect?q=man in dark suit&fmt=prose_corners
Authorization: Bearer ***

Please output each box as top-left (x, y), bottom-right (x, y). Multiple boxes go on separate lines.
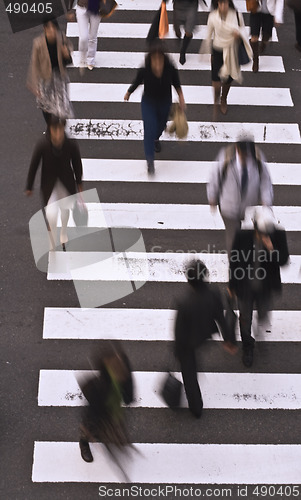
top-left (175, 260), bottom-right (237, 418)
top-left (229, 207), bottom-right (289, 367)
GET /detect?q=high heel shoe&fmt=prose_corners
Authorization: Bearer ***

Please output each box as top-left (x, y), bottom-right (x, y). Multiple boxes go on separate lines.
top-left (62, 243), bottom-right (66, 252)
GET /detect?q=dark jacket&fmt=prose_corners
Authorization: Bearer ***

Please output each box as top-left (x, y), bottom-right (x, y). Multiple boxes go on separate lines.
top-left (128, 55), bottom-right (181, 101)
top-left (229, 229), bottom-right (289, 297)
top-left (26, 134), bottom-right (83, 205)
top-left (175, 283), bottom-right (229, 358)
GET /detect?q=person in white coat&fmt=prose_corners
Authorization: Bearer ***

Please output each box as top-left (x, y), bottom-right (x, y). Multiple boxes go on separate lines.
top-left (249, 0), bottom-right (284, 72)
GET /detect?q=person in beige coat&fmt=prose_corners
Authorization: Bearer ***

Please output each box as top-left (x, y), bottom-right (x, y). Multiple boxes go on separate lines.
top-left (27, 17), bottom-right (73, 124)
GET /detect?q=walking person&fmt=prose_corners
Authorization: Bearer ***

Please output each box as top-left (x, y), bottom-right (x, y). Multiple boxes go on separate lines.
top-left (204, 0), bottom-right (252, 116)
top-left (67, 0), bottom-right (102, 72)
top-left (286, 0), bottom-right (301, 52)
top-left (78, 346), bottom-right (134, 476)
top-left (228, 207), bottom-right (289, 367)
top-left (124, 42), bottom-right (186, 175)
top-left (207, 139), bottom-right (273, 256)
top-left (249, 0), bottom-right (284, 72)
top-left (175, 260), bottom-right (237, 418)
top-left (25, 117), bottom-right (83, 251)
top-left (27, 16), bottom-right (73, 125)
top-left (172, 0), bottom-right (200, 65)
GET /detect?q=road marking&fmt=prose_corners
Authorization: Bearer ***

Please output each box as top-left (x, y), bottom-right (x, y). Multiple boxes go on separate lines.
top-left (81, 159), bottom-right (301, 185)
top-left (56, 203), bottom-right (301, 231)
top-left (38, 370), bottom-right (301, 409)
top-left (47, 251), bottom-right (300, 283)
top-left (32, 442), bottom-right (301, 483)
top-left (66, 23), bottom-right (278, 41)
top-left (67, 119), bottom-right (300, 144)
top-left (69, 83), bottom-right (292, 106)
top-left (43, 308), bottom-right (301, 341)
top-left (90, 0), bottom-right (249, 13)
top-left (70, 51), bottom-right (285, 72)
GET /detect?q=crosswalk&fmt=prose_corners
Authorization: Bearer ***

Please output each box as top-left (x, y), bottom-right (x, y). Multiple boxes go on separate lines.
top-left (32, 0), bottom-right (301, 489)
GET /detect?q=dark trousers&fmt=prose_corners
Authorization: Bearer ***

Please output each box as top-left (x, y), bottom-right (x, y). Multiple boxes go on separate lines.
top-left (294, 10), bottom-right (301, 45)
top-left (237, 289), bottom-right (271, 349)
top-left (141, 95), bottom-right (171, 162)
top-left (179, 350), bottom-right (203, 417)
top-left (250, 12), bottom-right (274, 40)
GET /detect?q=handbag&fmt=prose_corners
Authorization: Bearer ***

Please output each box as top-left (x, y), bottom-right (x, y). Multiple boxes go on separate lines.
top-left (158, 1), bottom-right (169, 39)
top-left (99, 0), bottom-right (118, 18)
top-left (246, 0), bottom-right (259, 13)
top-left (160, 373), bottom-right (182, 408)
top-left (168, 103), bottom-right (189, 139)
top-left (238, 39), bottom-right (251, 65)
top-left (73, 193), bottom-right (88, 227)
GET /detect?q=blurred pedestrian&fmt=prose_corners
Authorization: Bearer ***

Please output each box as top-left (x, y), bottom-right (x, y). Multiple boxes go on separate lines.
top-left (175, 260), bottom-right (237, 418)
top-left (228, 207), bottom-right (289, 367)
top-left (173, 0), bottom-right (201, 65)
top-left (67, 0), bottom-right (101, 72)
top-left (78, 346), bottom-right (134, 474)
top-left (124, 41), bottom-right (185, 175)
top-left (204, 0), bottom-right (252, 116)
top-left (249, 0), bottom-right (284, 72)
top-left (286, 0), bottom-right (301, 52)
top-left (25, 116), bottom-right (83, 251)
top-left (27, 16), bottom-right (73, 125)
top-left (207, 139), bottom-right (273, 255)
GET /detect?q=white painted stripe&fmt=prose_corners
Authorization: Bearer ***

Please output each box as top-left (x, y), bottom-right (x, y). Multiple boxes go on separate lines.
top-left (69, 83), bottom-right (293, 106)
top-left (84, 0), bottom-right (249, 13)
top-left (38, 370), bottom-right (301, 409)
top-left (81, 159), bottom-right (301, 185)
top-left (66, 23), bottom-right (278, 41)
top-left (70, 51), bottom-right (285, 72)
top-left (32, 442), bottom-right (301, 483)
top-left (47, 251), bottom-right (300, 284)
top-left (67, 119), bottom-right (300, 144)
top-left (57, 203), bottom-right (301, 231)
top-left (43, 308), bottom-right (301, 342)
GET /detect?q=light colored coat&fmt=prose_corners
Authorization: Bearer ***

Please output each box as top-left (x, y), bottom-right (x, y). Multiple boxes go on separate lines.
top-left (27, 33), bottom-right (72, 94)
top-left (207, 146), bottom-right (273, 220)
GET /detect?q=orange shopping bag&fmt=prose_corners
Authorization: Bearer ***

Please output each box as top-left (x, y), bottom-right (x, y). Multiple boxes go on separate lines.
top-left (159, 1), bottom-right (169, 39)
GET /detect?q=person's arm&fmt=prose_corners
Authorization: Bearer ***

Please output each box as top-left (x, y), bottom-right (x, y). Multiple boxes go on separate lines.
top-left (174, 306), bottom-right (187, 359)
top-left (207, 150), bottom-right (225, 209)
top-left (124, 67), bottom-right (145, 101)
top-left (25, 140), bottom-right (43, 195)
top-left (171, 65), bottom-right (186, 111)
top-left (274, 0), bottom-right (284, 25)
top-left (27, 38), bottom-right (40, 96)
top-left (213, 290), bottom-right (238, 354)
top-left (70, 140), bottom-right (83, 190)
top-left (257, 152), bottom-right (274, 207)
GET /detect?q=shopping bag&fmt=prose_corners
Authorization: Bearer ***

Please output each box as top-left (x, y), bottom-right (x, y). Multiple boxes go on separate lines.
top-left (159, 1), bottom-right (169, 39)
top-left (161, 373), bottom-right (182, 408)
top-left (238, 39), bottom-right (251, 66)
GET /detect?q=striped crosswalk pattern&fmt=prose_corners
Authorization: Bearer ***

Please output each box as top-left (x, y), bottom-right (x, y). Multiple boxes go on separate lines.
top-left (32, 1), bottom-right (301, 489)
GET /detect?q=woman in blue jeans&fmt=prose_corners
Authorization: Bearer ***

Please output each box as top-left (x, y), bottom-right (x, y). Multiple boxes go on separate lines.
top-left (124, 43), bottom-right (185, 175)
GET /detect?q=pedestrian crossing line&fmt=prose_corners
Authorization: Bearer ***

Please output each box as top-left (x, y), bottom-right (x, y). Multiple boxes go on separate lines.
top-left (94, 0), bottom-right (249, 13)
top-left (66, 23), bottom-right (278, 42)
top-left (70, 52), bottom-right (285, 72)
top-left (43, 308), bottom-right (301, 342)
top-left (47, 252), bottom-right (301, 284)
top-left (67, 119), bottom-right (300, 144)
top-left (69, 83), bottom-right (293, 106)
top-left (38, 370), bottom-right (301, 409)
top-left (32, 442), bottom-right (301, 483)
top-left (56, 203), bottom-right (301, 231)
top-left (81, 159), bottom-right (301, 185)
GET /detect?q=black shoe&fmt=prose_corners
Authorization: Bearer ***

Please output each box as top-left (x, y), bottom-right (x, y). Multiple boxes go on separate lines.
top-left (179, 52), bottom-right (186, 65)
top-left (147, 160), bottom-right (155, 175)
top-left (154, 140), bottom-right (161, 153)
top-left (79, 440), bottom-right (93, 462)
top-left (242, 348), bottom-right (254, 368)
top-left (175, 29), bottom-right (181, 39)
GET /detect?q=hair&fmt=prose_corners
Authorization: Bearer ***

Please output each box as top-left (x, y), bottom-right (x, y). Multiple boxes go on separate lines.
top-left (185, 260), bottom-right (209, 287)
top-left (43, 16), bottom-right (59, 29)
top-left (236, 139), bottom-right (256, 160)
top-left (211, 0), bottom-right (236, 10)
top-left (48, 115), bottom-right (66, 129)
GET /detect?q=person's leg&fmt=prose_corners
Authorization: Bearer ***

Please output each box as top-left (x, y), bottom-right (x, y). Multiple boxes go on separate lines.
top-left (87, 12), bottom-right (101, 67)
top-left (76, 5), bottom-right (89, 67)
top-left (250, 12), bottom-right (261, 72)
top-left (260, 13), bottom-right (273, 54)
top-left (211, 49), bottom-right (222, 119)
top-left (156, 99), bottom-right (172, 141)
top-left (294, 10), bottom-right (301, 48)
top-left (179, 3), bottom-right (197, 64)
top-left (220, 77), bottom-right (233, 115)
top-left (173, 1), bottom-right (182, 39)
top-left (141, 96), bottom-right (157, 173)
top-left (79, 423), bottom-right (93, 463)
top-left (237, 291), bottom-right (255, 367)
top-left (60, 209), bottom-right (70, 250)
top-left (180, 350), bottom-right (203, 418)
top-left (221, 215), bottom-right (241, 256)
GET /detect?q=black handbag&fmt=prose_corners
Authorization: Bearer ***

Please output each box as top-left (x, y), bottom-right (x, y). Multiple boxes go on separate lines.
top-left (99, 0), bottom-right (118, 18)
top-left (160, 373), bottom-right (182, 409)
top-left (238, 40), bottom-right (251, 66)
top-left (73, 194), bottom-right (88, 226)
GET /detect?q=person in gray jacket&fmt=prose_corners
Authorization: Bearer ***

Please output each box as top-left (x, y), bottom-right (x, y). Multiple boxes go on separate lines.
top-left (207, 140), bottom-right (273, 255)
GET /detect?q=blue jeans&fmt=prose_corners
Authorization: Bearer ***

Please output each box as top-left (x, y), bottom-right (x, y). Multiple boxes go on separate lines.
top-left (141, 95), bottom-right (172, 162)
